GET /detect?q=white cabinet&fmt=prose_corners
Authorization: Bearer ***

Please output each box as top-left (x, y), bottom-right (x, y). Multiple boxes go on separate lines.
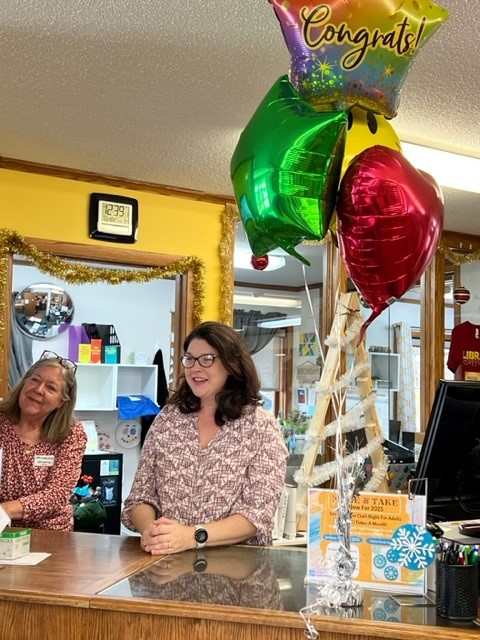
top-left (76, 364), bottom-right (158, 411)
top-left (369, 352), bottom-right (399, 392)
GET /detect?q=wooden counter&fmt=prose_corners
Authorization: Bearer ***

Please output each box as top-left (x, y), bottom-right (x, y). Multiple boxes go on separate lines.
top-left (0, 530), bottom-right (478, 640)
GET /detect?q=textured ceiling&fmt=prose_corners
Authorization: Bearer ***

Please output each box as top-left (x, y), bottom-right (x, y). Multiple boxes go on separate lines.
top-left (0, 0), bottom-right (479, 246)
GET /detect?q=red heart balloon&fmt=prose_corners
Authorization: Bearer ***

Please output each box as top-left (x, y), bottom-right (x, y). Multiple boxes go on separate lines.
top-left (337, 145), bottom-right (444, 339)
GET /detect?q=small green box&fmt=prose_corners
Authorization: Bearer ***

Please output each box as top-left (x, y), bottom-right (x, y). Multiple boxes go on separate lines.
top-left (0, 527), bottom-right (32, 559)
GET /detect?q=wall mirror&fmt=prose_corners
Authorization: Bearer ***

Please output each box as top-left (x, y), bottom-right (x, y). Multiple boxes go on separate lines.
top-left (0, 232), bottom-right (203, 398)
top-left (0, 231), bottom-right (208, 517)
top-left (14, 282), bottom-right (74, 339)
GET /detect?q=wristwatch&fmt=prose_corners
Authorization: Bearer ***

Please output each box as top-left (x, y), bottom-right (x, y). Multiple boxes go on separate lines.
top-left (194, 524), bottom-right (208, 549)
top-left (193, 552), bottom-right (208, 573)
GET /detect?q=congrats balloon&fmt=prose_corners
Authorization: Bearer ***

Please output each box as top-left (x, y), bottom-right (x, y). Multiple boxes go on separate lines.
top-left (231, 76), bottom-right (348, 263)
top-left (268, 0), bottom-right (449, 118)
top-left (336, 145), bottom-right (444, 339)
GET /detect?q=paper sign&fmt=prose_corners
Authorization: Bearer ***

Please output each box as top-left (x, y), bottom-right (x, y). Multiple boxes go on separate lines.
top-left (0, 505), bottom-right (11, 534)
top-left (307, 489), bottom-right (428, 594)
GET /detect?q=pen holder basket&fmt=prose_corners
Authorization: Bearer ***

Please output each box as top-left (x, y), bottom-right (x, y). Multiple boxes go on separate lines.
top-left (436, 560), bottom-right (478, 620)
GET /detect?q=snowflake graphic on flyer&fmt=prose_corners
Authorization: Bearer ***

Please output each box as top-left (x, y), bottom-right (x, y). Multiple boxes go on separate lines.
top-left (389, 524), bottom-right (436, 570)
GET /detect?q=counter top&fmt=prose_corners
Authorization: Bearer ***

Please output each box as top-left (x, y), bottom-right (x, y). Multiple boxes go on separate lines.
top-left (0, 530), bottom-right (479, 640)
top-left (0, 529), bottom-right (157, 605)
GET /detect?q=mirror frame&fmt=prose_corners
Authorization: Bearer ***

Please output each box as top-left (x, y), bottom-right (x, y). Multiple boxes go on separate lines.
top-left (0, 231), bottom-right (204, 398)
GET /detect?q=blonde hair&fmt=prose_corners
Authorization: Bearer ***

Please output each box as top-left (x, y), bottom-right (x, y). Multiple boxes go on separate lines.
top-left (0, 359), bottom-right (77, 443)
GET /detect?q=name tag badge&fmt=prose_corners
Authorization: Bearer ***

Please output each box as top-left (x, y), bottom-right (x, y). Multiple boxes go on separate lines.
top-left (34, 455), bottom-right (55, 467)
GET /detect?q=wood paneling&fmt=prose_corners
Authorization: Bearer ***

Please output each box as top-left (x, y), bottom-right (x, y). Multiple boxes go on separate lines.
top-left (421, 251), bottom-right (446, 428)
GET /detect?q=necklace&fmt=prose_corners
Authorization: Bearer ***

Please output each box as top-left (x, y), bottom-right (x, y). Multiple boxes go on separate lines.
top-left (23, 442), bottom-right (36, 455)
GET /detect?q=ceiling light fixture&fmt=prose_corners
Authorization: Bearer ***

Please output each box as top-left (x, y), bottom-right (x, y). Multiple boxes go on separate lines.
top-left (233, 293), bottom-right (301, 308)
top-left (234, 251), bottom-right (285, 271)
top-left (401, 142), bottom-right (480, 194)
top-left (258, 316), bottom-right (302, 329)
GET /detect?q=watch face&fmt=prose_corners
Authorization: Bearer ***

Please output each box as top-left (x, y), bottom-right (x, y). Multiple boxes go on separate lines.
top-left (194, 528), bottom-right (208, 544)
top-left (194, 558), bottom-right (208, 573)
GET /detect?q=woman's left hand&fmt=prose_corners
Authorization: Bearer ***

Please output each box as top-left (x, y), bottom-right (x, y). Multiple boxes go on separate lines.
top-left (140, 516), bottom-right (195, 555)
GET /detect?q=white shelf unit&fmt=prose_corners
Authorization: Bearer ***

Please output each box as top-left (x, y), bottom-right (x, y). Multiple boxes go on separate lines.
top-left (369, 352), bottom-right (400, 392)
top-left (116, 365), bottom-right (157, 402)
top-left (76, 364), bottom-right (158, 411)
top-left (75, 363), bottom-right (159, 504)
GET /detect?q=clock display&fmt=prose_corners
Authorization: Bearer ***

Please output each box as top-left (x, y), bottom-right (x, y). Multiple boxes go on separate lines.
top-left (89, 193), bottom-right (139, 244)
top-left (98, 200), bottom-right (133, 236)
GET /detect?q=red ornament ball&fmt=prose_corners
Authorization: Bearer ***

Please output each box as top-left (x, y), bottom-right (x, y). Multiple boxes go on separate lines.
top-left (453, 286), bottom-right (471, 305)
top-left (251, 255), bottom-right (269, 271)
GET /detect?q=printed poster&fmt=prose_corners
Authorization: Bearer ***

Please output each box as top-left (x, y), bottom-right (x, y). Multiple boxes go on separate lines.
top-left (307, 489), bottom-right (428, 594)
top-left (299, 333), bottom-right (317, 356)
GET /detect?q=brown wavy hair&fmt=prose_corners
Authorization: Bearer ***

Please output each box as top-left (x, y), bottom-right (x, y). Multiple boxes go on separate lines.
top-left (0, 359), bottom-right (77, 443)
top-left (169, 321), bottom-right (262, 426)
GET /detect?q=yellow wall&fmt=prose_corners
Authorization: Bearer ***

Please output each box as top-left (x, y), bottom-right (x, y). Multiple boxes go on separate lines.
top-left (0, 169), bottom-right (225, 320)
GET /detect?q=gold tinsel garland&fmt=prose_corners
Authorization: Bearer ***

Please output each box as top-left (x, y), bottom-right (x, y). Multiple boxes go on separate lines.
top-left (438, 242), bottom-right (480, 266)
top-left (0, 229), bottom-right (206, 380)
top-left (219, 204), bottom-right (238, 324)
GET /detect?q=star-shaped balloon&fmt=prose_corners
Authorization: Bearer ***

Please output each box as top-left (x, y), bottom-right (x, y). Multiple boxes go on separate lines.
top-left (231, 76), bottom-right (347, 263)
top-left (268, 0), bottom-right (449, 118)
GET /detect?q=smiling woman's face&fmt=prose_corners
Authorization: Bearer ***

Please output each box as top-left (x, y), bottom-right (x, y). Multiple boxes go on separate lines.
top-left (184, 338), bottom-right (229, 407)
top-left (19, 364), bottom-right (65, 422)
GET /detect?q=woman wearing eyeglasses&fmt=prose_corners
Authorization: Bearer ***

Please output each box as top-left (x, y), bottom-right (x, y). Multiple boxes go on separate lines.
top-left (0, 352), bottom-right (87, 530)
top-left (122, 321), bottom-right (288, 554)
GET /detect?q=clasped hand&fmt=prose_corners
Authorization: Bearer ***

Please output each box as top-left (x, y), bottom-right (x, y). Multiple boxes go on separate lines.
top-left (140, 516), bottom-right (194, 555)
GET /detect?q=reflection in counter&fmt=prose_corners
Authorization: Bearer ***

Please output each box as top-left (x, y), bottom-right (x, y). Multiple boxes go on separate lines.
top-left (304, 586), bottom-right (438, 625)
top-left (100, 546), bottom-right (309, 612)
top-left (99, 545), bottom-right (472, 631)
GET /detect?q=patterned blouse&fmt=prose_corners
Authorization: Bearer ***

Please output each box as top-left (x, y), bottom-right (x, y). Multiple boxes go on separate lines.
top-left (0, 415), bottom-right (87, 530)
top-left (122, 404), bottom-right (288, 544)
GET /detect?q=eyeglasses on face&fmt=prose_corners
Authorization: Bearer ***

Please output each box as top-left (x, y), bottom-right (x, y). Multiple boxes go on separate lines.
top-left (39, 350), bottom-right (78, 374)
top-left (180, 354), bottom-right (218, 369)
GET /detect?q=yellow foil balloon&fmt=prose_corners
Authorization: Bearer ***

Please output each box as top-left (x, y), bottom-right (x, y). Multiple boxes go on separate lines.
top-left (343, 107), bottom-right (401, 172)
top-left (330, 106), bottom-right (401, 235)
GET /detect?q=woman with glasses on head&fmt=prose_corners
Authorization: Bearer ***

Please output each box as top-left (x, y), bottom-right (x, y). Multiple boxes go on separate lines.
top-left (0, 351), bottom-right (87, 530)
top-left (122, 321), bottom-right (288, 555)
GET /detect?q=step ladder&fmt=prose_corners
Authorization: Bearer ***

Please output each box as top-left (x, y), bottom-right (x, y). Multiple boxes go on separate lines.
top-left (296, 292), bottom-right (389, 531)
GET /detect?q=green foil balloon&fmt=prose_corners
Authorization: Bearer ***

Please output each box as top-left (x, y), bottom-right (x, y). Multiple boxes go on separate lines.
top-left (231, 76), bottom-right (347, 264)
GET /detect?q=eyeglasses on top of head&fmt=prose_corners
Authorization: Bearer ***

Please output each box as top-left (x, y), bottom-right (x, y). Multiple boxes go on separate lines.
top-left (39, 350), bottom-right (78, 374)
top-left (181, 354), bottom-right (218, 368)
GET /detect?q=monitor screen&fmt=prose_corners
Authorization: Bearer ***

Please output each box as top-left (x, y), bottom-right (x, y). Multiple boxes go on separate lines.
top-left (415, 380), bottom-right (480, 522)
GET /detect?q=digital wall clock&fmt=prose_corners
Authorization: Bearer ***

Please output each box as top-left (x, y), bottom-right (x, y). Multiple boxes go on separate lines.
top-left (89, 193), bottom-right (139, 243)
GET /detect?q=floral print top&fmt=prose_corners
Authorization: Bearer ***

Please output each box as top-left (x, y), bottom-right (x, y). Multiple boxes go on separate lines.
top-left (0, 415), bottom-right (87, 530)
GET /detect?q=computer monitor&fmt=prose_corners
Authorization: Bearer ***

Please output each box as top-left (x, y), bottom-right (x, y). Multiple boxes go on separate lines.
top-left (414, 380), bottom-right (480, 522)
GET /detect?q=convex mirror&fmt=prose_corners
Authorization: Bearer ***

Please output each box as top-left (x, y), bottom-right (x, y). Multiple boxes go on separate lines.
top-left (14, 283), bottom-right (74, 339)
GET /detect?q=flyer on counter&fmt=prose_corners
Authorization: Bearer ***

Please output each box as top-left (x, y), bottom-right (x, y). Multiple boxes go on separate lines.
top-left (307, 488), bottom-right (428, 594)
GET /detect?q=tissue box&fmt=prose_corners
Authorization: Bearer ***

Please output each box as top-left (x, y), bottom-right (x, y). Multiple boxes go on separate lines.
top-left (0, 528), bottom-right (31, 559)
